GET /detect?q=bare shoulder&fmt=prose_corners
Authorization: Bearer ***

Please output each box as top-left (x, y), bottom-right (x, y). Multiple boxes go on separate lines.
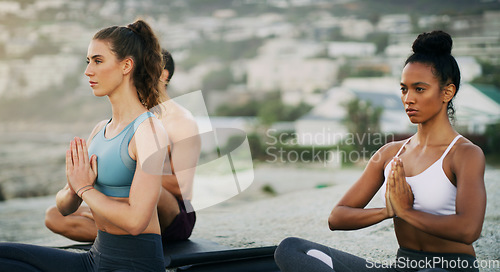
top-left (160, 102), bottom-right (199, 142)
top-left (87, 119), bottom-right (108, 143)
top-left (136, 116), bottom-right (168, 141)
top-left (132, 116), bottom-right (168, 174)
top-left (371, 138), bottom-right (410, 166)
top-left (452, 137), bottom-right (485, 166)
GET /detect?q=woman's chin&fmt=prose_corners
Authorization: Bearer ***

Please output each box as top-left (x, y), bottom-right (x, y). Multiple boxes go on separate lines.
top-left (92, 90), bottom-right (107, 97)
top-left (407, 116), bottom-right (421, 124)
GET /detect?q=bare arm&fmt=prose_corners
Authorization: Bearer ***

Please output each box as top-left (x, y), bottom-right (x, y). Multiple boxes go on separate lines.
top-left (68, 118), bottom-right (168, 235)
top-left (391, 143), bottom-right (486, 244)
top-left (162, 114), bottom-right (201, 200)
top-left (328, 144), bottom-right (395, 230)
top-left (55, 184), bottom-right (83, 216)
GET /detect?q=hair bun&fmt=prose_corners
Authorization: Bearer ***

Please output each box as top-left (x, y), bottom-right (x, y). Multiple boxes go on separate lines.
top-left (412, 30), bottom-right (452, 56)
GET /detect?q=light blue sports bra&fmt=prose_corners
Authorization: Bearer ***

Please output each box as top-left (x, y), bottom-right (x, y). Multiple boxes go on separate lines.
top-left (88, 112), bottom-right (155, 198)
top-left (380, 135), bottom-right (462, 215)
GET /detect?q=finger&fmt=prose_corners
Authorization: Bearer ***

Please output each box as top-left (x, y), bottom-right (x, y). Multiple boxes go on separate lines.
top-left (66, 149), bottom-right (72, 171)
top-left (389, 170), bottom-right (396, 193)
top-left (82, 138), bottom-right (90, 165)
top-left (396, 158), bottom-right (405, 176)
top-left (71, 139), bottom-right (78, 165)
top-left (385, 178), bottom-right (390, 197)
top-left (396, 159), bottom-right (409, 191)
top-left (91, 155), bottom-right (98, 177)
top-left (394, 162), bottom-right (402, 189)
top-left (76, 138), bottom-right (85, 165)
top-left (390, 158), bottom-right (397, 171)
top-left (394, 159), bottom-right (403, 187)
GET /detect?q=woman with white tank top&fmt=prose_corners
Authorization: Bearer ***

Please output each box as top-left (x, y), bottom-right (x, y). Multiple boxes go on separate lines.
top-left (275, 30), bottom-right (486, 272)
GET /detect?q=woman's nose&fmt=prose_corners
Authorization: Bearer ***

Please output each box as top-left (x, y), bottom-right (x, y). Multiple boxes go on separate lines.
top-left (402, 91), bottom-right (415, 105)
top-left (84, 64), bottom-right (93, 77)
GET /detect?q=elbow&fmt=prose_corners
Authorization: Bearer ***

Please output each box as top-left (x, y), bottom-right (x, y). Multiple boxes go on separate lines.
top-left (457, 224), bottom-right (483, 245)
top-left (328, 216), bottom-right (336, 231)
top-left (460, 229), bottom-right (482, 245)
top-left (125, 220), bottom-right (149, 236)
top-left (328, 209), bottom-right (341, 231)
top-left (126, 227), bottom-right (145, 237)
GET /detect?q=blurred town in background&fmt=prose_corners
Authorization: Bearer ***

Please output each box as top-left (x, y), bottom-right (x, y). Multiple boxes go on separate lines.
top-left (0, 0), bottom-right (500, 200)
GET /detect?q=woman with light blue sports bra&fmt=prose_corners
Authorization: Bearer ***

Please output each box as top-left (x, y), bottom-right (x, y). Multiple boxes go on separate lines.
top-left (275, 31), bottom-right (486, 272)
top-left (0, 20), bottom-right (169, 271)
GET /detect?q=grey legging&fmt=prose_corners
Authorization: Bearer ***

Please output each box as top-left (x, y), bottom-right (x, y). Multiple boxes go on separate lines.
top-left (274, 237), bottom-right (478, 272)
top-left (0, 230), bottom-right (165, 272)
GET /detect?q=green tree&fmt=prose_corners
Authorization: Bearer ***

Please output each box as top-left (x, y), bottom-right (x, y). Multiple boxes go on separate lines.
top-left (471, 60), bottom-right (500, 89)
top-left (202, 67), bottom-right (233, 91)
top-left (343, 97), bottom-right (382, 133)
top-left (342, 97), bottom-right (383, 154)
top-left (257, 93), bottom-right (312, 125)
top-left (216, 92), bottom-right (312, 125)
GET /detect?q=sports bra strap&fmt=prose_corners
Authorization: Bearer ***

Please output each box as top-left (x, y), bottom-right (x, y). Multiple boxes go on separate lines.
top-left (395, 137), bottom-right (413, 157)
top-left (120, 112), bottom-right (155, 172)
top-left (439, 135), bottom-right (462, 161)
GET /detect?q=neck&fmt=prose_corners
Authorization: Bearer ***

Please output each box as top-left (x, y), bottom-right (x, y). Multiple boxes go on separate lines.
top-left (415, 112), bottom-right (456, 146)
top-left (108, 84), bottom-right (146, 124)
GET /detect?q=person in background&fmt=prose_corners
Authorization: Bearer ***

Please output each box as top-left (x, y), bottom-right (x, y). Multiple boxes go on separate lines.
top-left (44, 49), bottom-right (200, 244)
top-left (0, 19), bottom-right (169, 271)
top-left (274, 30), bottom-right (486, 272)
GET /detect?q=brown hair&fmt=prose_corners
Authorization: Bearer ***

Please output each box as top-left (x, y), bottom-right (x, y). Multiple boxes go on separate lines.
top-left (93, 20), bottom-right (163, 109)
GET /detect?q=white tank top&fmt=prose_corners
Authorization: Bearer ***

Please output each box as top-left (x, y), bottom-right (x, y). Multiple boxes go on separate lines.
top-left (380, 135), bottom-right (462, 215)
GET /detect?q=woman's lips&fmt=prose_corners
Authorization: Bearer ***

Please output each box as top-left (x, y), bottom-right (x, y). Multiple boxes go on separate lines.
top-left (406, 108), bottom-right (417, 116)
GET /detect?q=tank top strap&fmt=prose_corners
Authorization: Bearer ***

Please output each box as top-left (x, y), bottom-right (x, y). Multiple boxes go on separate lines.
top-left (120, 112), bottom-right (156, 171)
top-left (439, 135), bottom-right (462, 161)
top-left (132, 112), bottom-right (155, 134)
top-left (395, 136), bottom-right (413, 157)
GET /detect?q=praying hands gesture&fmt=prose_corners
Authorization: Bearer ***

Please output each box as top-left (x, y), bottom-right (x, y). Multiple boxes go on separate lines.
top-left (385, 158), bottom-right (414, 218)
top-left (66, 137), bottom-right (98, 198)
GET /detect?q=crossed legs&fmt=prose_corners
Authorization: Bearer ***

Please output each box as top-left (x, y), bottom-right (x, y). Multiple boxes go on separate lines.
top-left (45, 187), bottom-right (181, 242)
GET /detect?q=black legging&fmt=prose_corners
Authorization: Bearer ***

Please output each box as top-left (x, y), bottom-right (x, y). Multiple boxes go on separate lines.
top-left (0, 230), bottom-right (165, 272)
top-left (274, 237), bottom-right (478, 272)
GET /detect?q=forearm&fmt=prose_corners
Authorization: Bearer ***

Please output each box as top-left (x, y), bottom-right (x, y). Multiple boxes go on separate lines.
top-left (162, 175), bottom-right (182, 199)
top-left (81, 189), bottom-right (155, 235)
top-left (398, 209), bottom-right (482, 244)
top-left (55, 185), bottom-right (82, 216)
top-left (328, 206), bottom-right (391, 230)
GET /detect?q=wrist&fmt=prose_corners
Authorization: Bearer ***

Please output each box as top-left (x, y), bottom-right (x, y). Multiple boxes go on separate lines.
top-left (382, 207), bottom-right (394, 219)
top-left (79, 187), bottom-right (95, 198)
top-left (76, 185), bottom-right (94, 198)
top-left (395, 206), bottom-right (412, 220)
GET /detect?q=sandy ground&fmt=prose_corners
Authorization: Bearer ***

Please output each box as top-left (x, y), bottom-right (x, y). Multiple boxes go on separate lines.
top-left (0, 164), bottom-right (498, 271)
top-left (192, 164), bottom-right (500, 271)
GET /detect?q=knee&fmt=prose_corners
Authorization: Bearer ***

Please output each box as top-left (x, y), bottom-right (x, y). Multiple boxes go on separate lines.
top-left (275, 237), bottom-right (303, 262)
top-left (158, 189), bottom-right (180, 215)
top-left (44, 206), bottom-right (64, 234)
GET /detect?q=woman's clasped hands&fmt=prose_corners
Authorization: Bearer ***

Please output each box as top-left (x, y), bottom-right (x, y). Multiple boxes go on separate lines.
top-left (385, 157), bottom-right (414, 218)
top-left (66, 137), bottom-right (98, 198)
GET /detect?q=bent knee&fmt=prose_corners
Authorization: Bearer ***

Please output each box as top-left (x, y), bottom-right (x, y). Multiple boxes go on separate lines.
top-left (275, 237), bottom-right (303, 260)
top-left (44, 206), bottom-right (64, 233)
top-left (277, 237), bottom-right (305, 250)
